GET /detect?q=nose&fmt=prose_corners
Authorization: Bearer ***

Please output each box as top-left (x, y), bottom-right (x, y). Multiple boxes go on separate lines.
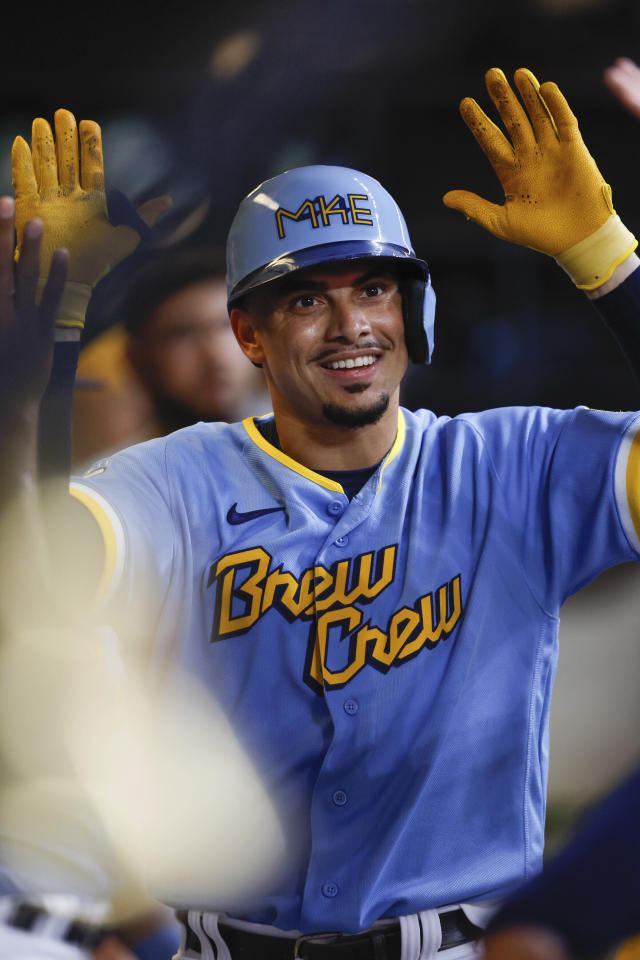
top-left (325, 297), bottom-right (372, 342)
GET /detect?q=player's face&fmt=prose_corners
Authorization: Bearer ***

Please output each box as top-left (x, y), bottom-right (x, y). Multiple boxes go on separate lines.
top-left (233, 263), bottom-right (407, 429)
top-left (134, 278), bottom-right (261, 422)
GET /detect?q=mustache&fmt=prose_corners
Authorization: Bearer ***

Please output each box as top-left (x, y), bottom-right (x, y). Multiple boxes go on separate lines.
top-left (311, 340), bottom-right (390, 364)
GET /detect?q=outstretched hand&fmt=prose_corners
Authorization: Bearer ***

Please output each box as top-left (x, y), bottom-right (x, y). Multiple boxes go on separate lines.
top-left (12, 110), bottom-right (171, 327)
top-left (443, 67), bottom-right (614, 257)
top-left (0, 196), bottom-right (67, 410)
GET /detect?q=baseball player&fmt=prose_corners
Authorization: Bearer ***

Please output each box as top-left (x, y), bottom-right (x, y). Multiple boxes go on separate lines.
top-left (71, 247), bottom-right (269, 468)
top-left (2, 67), bottom-right (640, 960)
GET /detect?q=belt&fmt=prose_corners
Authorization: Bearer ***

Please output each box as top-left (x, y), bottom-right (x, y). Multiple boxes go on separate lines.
top-left (178, 909), bottom-right (483, 959)
top-left (3, 902), bottom-right (105, 949)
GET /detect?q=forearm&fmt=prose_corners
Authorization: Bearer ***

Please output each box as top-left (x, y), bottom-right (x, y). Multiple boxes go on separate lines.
top-left (0, 407), bottom-right (53, 629)
top-left (37, 327), bottom-right (105, 608)
top-left (584, 254), bottom-right (640, 383)
top-left (38, 329), bottom-right (81, 481)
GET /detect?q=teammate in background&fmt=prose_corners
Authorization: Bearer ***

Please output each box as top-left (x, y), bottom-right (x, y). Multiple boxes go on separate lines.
top-left (3, 70), bottom-right (640, 960)
top-left (480, 765), bottom-right (640, 960)
top-left (72, 248), bottom-right (268, 466)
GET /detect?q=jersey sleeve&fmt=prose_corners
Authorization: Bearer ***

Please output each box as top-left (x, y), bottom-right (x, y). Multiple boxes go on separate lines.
top-left (461, 405), bottom-right (640, 609)
top-left (69, 436), bottom-right (177, 637)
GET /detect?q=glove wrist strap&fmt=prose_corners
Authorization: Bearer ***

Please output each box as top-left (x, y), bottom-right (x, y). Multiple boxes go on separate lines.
top-left (555, 215), bottom-right (638, 290)
top-left (37, 279), bottom-right (93, 329)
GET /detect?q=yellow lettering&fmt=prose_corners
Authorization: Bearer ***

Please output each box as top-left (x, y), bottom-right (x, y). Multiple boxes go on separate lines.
top-left (214, 547), bottom-right (271, 636)
top-left (348, 193), bottom-right (373, 226)
top-left (371, 608), bottom-right (420, 667)
top-left (398, 575), bottom-right (462, 659)
top-left (316, 194), bottom-right (349, 227)
top-left (309, 564), bottom-right (338, 612)
top-left (262, 567), bottom-right (316, 618)
top-left (315, 546), bottom-right (396, 611)
top-left (310, 606), bottom-right (365, 688)
top-left (211, 543), bottom-right (462, 694)
top-left (275, 200), bottom-right (318, 239)
top-left (356, 622), bottom-right (386, 659)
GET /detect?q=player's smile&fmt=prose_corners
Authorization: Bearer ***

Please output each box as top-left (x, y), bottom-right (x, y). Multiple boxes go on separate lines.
top-left (232, 262), bottom-right (407, 429)
top-left (316, 346), bottom-right (383, 376)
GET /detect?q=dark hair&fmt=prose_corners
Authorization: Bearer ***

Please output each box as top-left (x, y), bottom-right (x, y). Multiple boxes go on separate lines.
top-left (123, 247), bottom-right (227, 334)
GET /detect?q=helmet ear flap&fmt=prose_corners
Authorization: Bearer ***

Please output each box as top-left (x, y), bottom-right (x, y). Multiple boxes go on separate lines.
top-left (402, 277), bottom-right (436, 364)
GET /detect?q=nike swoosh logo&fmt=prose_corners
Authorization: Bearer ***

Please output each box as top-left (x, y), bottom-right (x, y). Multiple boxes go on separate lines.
top-left (226, 502), bottom-right (285, 525)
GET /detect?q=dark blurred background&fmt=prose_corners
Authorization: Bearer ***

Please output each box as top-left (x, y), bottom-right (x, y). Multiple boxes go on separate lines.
top-left (2, 0), bottom-right (640, 417)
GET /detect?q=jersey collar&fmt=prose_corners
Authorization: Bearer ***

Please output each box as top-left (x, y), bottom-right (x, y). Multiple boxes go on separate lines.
top-left (242, 410), bottom-right (406, 495)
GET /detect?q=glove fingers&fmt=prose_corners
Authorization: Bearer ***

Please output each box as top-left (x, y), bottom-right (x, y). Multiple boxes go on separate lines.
top-left (11, 137), bottom-right (38, 201)
top-left (54, 109), bottom-right (80, 193)
top-left (484, 67), bottom-right (535, 155)
top-left (31, 118), bottom-right (59, 196)
top-left (136, 195), bottom-right (173, 227)
top-left (459, 97), bottom-right (514, 174)
top-left (442, 189), bottom-right (508, 239)
top-left (79, 120), bottom-right (105, 193)
top-left (538, 81), bottom-right (580, 143)
top-left (514, 68), bottom-right (559, 145)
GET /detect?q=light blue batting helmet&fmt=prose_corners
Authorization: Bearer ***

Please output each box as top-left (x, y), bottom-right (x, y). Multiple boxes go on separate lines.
top-left (226, 165), bottom-right (436, 363)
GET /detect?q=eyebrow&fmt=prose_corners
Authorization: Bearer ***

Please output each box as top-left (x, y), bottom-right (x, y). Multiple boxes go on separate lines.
top-left (277, 267), bottom-right (394, 297)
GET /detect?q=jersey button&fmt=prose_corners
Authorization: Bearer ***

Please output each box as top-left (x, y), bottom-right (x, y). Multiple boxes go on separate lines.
top-left (343, 698), bottom-right (359, 716)
top-left (335, 535), bottom-right (348, 547)
top-left (332, 789), bottom-right (348, 807)
top-left (327, 500), bottom-right (344, 516)
top-left (321, 882), bottom-right (339, 898)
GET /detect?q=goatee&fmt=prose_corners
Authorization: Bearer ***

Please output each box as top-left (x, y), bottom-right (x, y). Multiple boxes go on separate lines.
top-left (322, 392), bottom-right (390, 429)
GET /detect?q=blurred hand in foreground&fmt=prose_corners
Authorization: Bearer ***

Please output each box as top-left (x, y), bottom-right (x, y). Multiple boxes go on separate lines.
top-left (0, 196), bottom-right (67, 408)
top-left (604, 58), bottom-right (640, 120)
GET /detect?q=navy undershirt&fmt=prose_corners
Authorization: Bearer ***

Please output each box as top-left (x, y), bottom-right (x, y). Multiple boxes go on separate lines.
top-left (255, 417), bottom-right (379, 500)
top-left (591, 263), bottom-right (640, 383)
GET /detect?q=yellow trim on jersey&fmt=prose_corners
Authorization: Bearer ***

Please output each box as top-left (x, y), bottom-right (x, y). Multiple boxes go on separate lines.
top-left (69, 484), bottom-right (118, 605)
top-left (243, 410), bottom-right (405, 495)
top-left (376, 410), bottom-right (405, 492)
top-left (626, 426), bottom-right (640, 542)
top-left (243, 415), bottom-right (345, 492)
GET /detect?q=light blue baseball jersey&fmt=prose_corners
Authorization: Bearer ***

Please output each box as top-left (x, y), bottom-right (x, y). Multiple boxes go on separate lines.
top-left (71, 404), bottom-right (640, 934)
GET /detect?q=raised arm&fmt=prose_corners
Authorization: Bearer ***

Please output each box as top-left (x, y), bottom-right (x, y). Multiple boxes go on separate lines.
top-left (2, 108), bottom-right (170, 618)
top-left (443, 67), bottom-right (640, 382)
top-left (0, 196), bottom-right (68, 627)
top-left (12, 109), bottom-right (170, 479)
top-left (443, 68), bottom-right (639, 294)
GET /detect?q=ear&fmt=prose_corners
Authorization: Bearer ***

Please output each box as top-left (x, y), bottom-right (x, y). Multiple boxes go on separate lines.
top-left (230, 307), bottom-right (266, 367)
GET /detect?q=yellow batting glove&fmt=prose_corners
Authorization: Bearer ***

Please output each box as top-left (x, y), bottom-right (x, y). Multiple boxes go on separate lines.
top-left (12, 110), bottom-right (171, 328)
top-left (443, 68), bottom-right (637, 289)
